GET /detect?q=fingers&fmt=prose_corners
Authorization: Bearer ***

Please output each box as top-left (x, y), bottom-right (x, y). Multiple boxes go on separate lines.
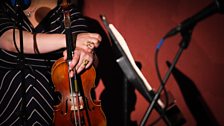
top-left (65, 47), bottom-right (93, 76)
top-left (64, 32), bottom-right (100, 77)
top-left (86, 41), bottom-right (95, 50)
top-left (73, 48), bottom-right (93, 73)
top-left (84, 32), bottom-right (102, 48)
top-left (76, 33), bottom-right (102, 53)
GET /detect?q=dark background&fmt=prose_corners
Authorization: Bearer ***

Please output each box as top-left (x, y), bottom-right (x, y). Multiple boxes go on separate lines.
top-left (83, 0), bottom-right (224, 125)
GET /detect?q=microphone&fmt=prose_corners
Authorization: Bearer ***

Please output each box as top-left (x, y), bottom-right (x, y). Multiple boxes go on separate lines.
top-left (10, 0), bottom-right (31, 10)
top-left (164, 0), bottom-right (224, 39)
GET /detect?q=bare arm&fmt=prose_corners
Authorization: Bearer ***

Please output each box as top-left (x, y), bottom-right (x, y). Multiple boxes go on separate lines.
top-left (0, 29), bottom-right (66, 54)
top-left (0, 28), bottom-right (102, 74)
top-left (0, 29), bottom-right (101, 54)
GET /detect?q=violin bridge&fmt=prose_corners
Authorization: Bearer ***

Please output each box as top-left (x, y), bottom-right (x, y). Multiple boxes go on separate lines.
top-left (71, 95), bottom-right (84, 111)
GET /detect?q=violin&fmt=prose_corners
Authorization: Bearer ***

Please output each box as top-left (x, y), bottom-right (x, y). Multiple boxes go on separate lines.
top-left (51, 0), bottom-right (106, 125)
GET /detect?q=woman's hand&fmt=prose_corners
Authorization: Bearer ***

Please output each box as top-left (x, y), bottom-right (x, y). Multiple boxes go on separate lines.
top-left (76, 33), bottom-right (102, 52)
top-left (63, 33), bottom-right (101, 76)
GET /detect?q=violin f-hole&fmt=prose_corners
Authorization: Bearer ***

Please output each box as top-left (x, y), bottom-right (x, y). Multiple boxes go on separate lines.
top-left (54, 91), bottom-right (62, 106)
top-left (66, 99), bottom-right (68, 114)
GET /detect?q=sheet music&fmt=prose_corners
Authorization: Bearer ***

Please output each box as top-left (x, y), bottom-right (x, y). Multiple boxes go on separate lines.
top-left (109, 24), bottom-right (153, 91)
top-left (107, 23), bottom-right (164, 108)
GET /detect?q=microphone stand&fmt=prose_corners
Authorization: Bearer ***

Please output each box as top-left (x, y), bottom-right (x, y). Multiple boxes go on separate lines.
top-left (140, 28), bottom-right (193, 126)
top-left (14, 1), bottom-right (26, 125)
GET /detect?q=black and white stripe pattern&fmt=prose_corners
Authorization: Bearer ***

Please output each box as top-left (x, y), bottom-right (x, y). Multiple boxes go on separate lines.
top-left (0, 69), bottom-right (54, 125)
top-left (0, 1), bottom-right (89, 125)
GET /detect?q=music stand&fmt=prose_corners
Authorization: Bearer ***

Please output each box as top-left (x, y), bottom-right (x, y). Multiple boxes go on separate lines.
top-left (100, 15), bottom-right (173, 126)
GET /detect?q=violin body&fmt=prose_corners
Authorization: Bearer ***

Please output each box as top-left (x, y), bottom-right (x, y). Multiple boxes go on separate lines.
top-left (51, 58), bottom-right (107, 126)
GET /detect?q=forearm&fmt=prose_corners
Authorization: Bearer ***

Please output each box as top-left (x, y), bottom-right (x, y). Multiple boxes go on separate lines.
top-left (0, 29), bottom-right (66, 54)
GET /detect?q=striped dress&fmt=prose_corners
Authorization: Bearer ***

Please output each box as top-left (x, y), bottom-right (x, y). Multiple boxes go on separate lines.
top-left (0, 2), bottom-right (88, 126)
